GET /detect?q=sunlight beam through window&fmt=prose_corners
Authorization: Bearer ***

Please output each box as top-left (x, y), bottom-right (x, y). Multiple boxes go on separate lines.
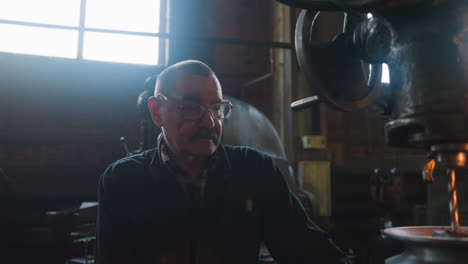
top-left (0, 24), bottom-right (78, 58)
top-left (83, 32), bottom-right (159, 65)
top-left (0, 0), bottom-right (81, 26)
top-left (382, 63), bottom-right (390, 83)
top-left (85, 0), bottom-right (160, 33)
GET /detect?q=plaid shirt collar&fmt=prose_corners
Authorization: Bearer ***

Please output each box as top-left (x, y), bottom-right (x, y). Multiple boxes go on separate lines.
top-left (158, 140), bottom-right (223, 204)
top-left (159, 140), bottom-right (220, 183)
top-left (150, 133), bottom-right (231, 180)
top-left (159, 141), bottom-right (220, 168)
top-left (160, 142), bottom-right (172, 165)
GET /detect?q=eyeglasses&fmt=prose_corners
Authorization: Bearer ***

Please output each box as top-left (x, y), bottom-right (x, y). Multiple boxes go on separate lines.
top-left (157, 93), bottom-right (233, 121)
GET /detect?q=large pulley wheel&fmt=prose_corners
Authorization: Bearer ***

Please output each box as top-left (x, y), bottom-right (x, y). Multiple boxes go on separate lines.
top-left (293, 10), bottom-right (382, 112)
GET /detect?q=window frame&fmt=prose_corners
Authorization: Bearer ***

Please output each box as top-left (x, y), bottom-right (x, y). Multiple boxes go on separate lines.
top-left (0, 0), bottom-right (168, 65)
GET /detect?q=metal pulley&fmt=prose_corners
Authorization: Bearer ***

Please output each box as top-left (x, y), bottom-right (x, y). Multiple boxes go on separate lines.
top-left (292, 9), bottom-right (386, 112)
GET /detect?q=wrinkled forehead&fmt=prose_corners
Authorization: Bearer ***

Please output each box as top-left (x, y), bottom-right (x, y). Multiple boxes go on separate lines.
top-left (172, 72), bottom-right (223, 101)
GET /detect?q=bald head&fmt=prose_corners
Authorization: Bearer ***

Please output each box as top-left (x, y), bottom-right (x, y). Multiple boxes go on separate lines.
top-left (154, 60), bottom-right (219, 96)
top-left (148, 60), bottom-right (225, 159)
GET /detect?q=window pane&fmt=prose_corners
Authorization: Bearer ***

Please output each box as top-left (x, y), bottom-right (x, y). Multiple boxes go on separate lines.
top-left (85, 0), bottom-right (160, 33)
top-left (83, 32), bottom-right (159, 65)
top-left (0, 0), bottom-right (81, 26)
top-left (0, 24), bottom-right (78, 58)
top-left (382, 63), bottom-right (390, 83)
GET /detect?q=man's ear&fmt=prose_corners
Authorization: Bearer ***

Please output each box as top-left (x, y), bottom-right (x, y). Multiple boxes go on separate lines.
top-left (148, 96), bottom-right (164, 127)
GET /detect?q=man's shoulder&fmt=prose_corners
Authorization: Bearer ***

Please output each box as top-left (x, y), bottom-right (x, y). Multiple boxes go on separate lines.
top-left (102, 148), bottom-right (157, 181)
top-left (222, 145), bottom-right (273, 164)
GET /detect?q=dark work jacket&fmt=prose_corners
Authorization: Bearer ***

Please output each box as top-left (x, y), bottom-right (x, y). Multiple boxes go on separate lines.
top-left (95, 142), bottom-right (347, 264)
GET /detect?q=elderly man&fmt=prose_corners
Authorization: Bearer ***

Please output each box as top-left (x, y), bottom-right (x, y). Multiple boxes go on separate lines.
top-left (96, 60), bottom-right (348, 264)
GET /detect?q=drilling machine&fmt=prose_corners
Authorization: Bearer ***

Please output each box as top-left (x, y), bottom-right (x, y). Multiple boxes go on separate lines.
top-left (277, 0), bottom-right (468, 262)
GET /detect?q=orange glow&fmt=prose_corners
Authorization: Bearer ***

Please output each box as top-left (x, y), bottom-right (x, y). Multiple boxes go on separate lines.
top-left (453, 190), bottom-right (458, 207)
top-left (426, 159), bottom-right (436, 172)
top-left (455, 152), bottom-right (466, 167)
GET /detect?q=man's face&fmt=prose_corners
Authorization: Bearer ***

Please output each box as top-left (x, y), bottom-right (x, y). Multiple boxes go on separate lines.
top-left (157, 73), bottom-right (223, 157)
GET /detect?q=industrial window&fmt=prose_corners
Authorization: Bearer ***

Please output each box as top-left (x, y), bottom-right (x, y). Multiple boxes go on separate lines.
top-left (0, 0), bottom-right (168, 65)
top-left (367, 13), bottom-right (390, 83)
top-left (382, 64), bottom-right (390, 83)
